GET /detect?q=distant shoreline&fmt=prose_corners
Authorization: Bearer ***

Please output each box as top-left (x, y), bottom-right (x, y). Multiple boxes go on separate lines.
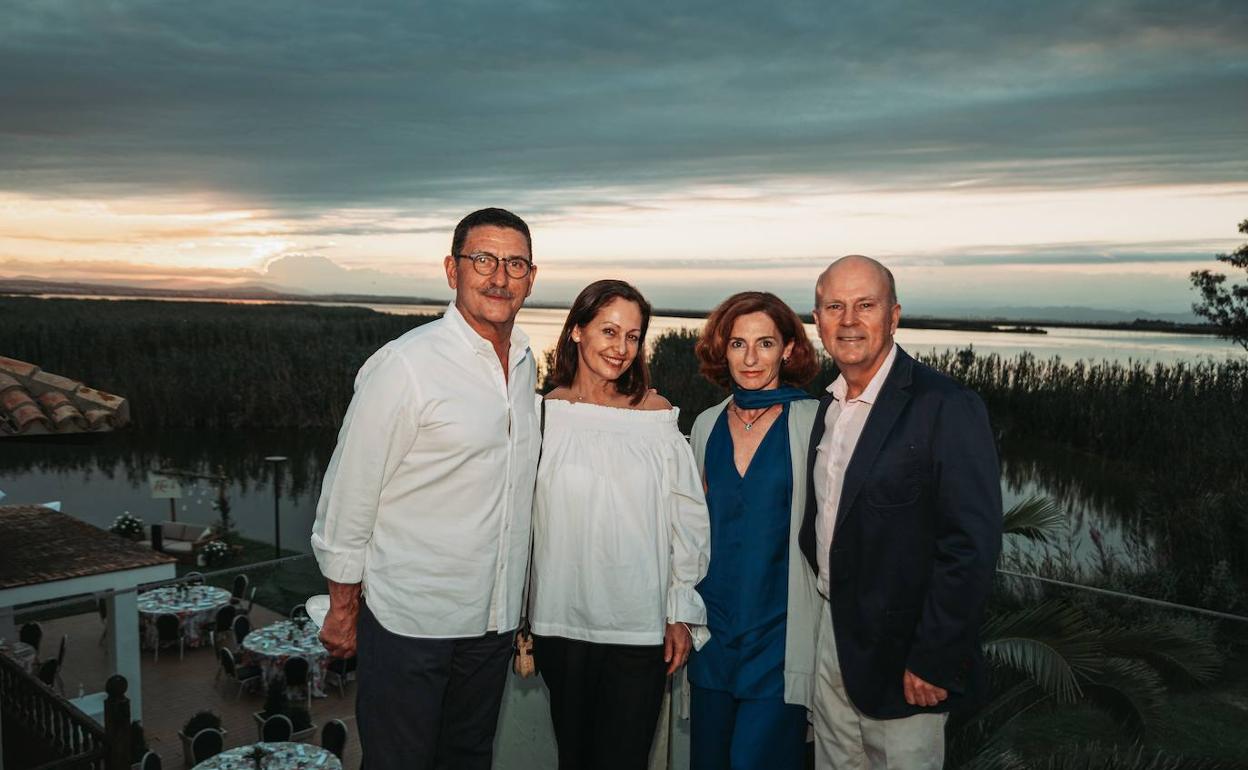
top-left (0, 279), bottom-right (1219, 337)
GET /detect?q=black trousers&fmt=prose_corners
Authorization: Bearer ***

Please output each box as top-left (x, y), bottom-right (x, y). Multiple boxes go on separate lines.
top-left (534, 634), bottom-right (668, 770)
top-left (356, 602), bottom-right (513, 770)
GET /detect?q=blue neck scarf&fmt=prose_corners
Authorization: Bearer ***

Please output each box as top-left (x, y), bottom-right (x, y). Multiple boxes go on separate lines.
top-left (732, 384), bottom-right (812, 410)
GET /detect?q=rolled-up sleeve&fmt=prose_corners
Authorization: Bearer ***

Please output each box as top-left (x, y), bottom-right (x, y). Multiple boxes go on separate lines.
top-left (311, 348), bottom-right (420, 583)
top-left (665, 437), bottom-right (712, 649)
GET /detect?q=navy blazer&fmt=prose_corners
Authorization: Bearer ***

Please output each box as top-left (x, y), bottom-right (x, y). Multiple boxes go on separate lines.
top-left (798, 347), bottom-right (1002, 719)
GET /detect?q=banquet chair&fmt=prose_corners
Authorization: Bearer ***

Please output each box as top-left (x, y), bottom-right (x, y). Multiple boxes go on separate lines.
top-left (154, 614), bottom-right (184, 662)
top-left (139, 750), bottom-right (161, 770)
top-left (216, 647), bottom-right (261, 698)
top-left (37, 659), bottom-right (59, 691)
top-left (19, 621), bottom-right (42, 660)
top-left (325, 655), bottom-right (357, 699)
top-left (289, 604), bottom-right (309, 621)
top-left (231, 573), bottom-right (249, 604)
top-left (244, 585), bottom-right (257, 615)
top-left (231, 614), bottom-right (251, 647)
top-left (262, 713), bottom-right (293, 743)
top-left (209, 605), bottom-right (237, 649)
top-left (321, 719), bottom-right (348, 760)
top-left (189, 728), bottom-right (223, 764)
top-left (54, 634), bottom-right (68, 692)
top-left (283, 656), bottom-right (312, 711)
top-left (183, 572), bottom-right (205, 586)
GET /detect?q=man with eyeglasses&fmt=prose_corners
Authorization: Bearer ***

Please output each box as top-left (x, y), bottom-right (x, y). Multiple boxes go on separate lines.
top-left (312, 208), bottom-right (540, 770)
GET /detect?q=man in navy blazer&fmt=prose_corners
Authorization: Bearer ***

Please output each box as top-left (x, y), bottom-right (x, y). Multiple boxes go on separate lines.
top-left (799, 256), bottom-right (1002, 769)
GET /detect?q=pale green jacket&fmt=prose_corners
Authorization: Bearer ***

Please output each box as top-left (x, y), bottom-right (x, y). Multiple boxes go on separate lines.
top-left (688, 396), bottom-right (821, 708)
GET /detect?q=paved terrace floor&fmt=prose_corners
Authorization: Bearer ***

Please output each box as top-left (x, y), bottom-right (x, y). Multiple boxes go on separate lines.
top-left (32, 604), bottom-right (363, 769)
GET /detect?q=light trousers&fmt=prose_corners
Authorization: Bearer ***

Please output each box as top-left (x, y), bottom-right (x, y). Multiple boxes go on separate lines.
top-left (812, 605), bottom-right (947, 770)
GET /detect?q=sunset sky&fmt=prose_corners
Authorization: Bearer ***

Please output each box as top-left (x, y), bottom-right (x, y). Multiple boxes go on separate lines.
top-left (2, 1), bottom-right (1245, 316)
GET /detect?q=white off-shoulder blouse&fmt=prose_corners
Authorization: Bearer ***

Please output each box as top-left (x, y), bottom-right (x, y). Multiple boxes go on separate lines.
top-left (530, 399), bottom-right (712, 647)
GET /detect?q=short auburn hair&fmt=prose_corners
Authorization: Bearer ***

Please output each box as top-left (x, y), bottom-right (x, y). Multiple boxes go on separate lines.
top-left (696, 291), bottom-right (819, 388)
top-left (550, 279), bottom-right (653, 405)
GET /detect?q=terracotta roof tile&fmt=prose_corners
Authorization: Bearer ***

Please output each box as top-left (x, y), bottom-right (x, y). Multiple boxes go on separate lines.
top-left (0, 505), bottom-right (175, 591)
top-left (0, 357), bottom-right (129, 437)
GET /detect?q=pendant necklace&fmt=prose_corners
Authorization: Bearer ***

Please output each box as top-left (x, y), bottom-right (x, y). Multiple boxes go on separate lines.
top-left (730, 403), bottom-right (773, 431)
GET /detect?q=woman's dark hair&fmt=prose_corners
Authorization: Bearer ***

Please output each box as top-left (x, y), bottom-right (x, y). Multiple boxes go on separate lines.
top-left (551, 280), bottom-right (652, 405)
top-left (695, 291), bottom-right (819, 388)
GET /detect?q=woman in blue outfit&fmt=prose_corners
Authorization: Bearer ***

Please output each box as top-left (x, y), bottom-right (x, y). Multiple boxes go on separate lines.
top-left (688, 291), bottom-right (822, 770)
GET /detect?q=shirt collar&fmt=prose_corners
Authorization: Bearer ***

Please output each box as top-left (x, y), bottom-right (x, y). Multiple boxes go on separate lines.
top-left (828, 343), bottom-right (898, 405)
top-left (444, 301), bottom-right (532, 369)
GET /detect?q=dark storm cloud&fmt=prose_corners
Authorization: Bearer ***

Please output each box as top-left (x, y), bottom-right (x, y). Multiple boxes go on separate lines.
top-left (2, 0), bottom-right (1245, 211)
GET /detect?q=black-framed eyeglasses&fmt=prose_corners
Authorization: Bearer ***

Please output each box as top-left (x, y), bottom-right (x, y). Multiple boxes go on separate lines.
top-left (456, 252), bottom-right (534, 279)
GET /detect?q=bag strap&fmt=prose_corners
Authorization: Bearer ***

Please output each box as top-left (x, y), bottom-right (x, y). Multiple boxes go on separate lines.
top-left (519, 398), bottom-right (546, 634)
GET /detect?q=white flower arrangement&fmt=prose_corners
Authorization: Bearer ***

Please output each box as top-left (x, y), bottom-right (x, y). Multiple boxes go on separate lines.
top-left (109, 511), bottom-right (145, 539)
top-left (200, 540), bottom-right (231, 567)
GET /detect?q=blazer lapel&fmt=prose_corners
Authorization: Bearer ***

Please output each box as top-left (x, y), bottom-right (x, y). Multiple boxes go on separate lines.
top-left (832, 350), bottom-right (914, 540)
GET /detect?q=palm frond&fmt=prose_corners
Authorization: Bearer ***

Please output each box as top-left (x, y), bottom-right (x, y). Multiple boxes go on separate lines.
top-left (946, 680), bottom-right (1046, 768)
top-left (1098, 619), bottom-right (1223, 686)
top-left (1002, 495), bottom-right (1067, 543)
top-left (982, 600), bottom-right (1103, 702)
top-left (1079, 658), bottom-right (1166, 740)
top-left (1036, 742), bottom-right (1245, 770)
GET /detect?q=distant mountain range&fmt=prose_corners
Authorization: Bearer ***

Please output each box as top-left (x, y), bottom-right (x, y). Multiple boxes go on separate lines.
top-left (0, 276), bottom-right (1208, 329)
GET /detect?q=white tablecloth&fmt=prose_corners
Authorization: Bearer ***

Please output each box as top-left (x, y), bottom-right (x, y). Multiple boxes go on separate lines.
top-left (190, 742), bottom-right (341, 770)
top-left (241, 620), bottom-right (330, 698)
top-left (137, 585), bottom-right (232, 649)
top-left (0, 639), bottom-right (36, 673)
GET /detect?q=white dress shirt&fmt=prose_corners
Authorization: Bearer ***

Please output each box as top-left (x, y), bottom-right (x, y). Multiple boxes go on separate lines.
top-left (813, 344), bottom-right (898, 597)
top-left (530, 400), bottom-right (711, 647)
top-left (310, 302), bottom-right (540, 638)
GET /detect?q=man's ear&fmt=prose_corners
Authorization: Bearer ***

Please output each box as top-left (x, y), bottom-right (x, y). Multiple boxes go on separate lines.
top-left (444, 255), bottom-right (458, 290)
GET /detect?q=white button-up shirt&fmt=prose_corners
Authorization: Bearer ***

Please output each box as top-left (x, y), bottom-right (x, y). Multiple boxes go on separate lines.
top-left (311, 302), bottom-right (541, 638)
top-left (813, 344), bottom-right (898, 597)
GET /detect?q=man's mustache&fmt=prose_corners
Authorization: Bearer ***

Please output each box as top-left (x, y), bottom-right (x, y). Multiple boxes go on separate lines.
top-left (482, 288), bottom-right (514, 299)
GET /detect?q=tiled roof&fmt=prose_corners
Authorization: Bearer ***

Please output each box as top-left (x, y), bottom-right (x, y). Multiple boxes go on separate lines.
top-left (0, 356), bottom-right (129, 436)
top-left (0, 505), bottom-right (174, 590)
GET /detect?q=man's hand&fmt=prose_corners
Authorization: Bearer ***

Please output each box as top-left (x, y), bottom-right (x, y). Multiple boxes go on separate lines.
top-left (903, 669), bottom-right (948, 708)
top-left (319, 580), bottom-right (362, 659)
top-left (663, 622), bottom-right (693, 675)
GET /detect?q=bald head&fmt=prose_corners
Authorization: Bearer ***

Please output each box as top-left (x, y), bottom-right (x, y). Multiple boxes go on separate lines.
top-left (816, 255), bottom-right (897, 308)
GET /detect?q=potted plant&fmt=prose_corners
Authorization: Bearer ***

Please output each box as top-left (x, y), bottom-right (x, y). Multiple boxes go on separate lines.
top-left (110, 512), bottom-right (145, 541)
top-left (200, 540), bottom-right (231, 568)
top-left (178, 710), bottom-right (226, 768)
top-left (253, 677), bottom-right (315, 742)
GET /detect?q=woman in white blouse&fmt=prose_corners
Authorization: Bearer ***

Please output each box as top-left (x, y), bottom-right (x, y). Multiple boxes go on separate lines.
top-left (530, 279), bottom-right (712, 770)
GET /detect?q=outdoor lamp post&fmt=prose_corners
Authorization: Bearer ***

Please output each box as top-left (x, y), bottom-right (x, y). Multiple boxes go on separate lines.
top-left (264, 456), bottom-right (288, 560)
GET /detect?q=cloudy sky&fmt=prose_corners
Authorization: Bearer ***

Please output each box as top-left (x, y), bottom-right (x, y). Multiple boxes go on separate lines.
top-left (2, 0), bottom-right (1245, 315)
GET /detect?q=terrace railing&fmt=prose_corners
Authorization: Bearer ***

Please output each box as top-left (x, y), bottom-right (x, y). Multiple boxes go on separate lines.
top-left (0, 653), bottom-right (131, 770)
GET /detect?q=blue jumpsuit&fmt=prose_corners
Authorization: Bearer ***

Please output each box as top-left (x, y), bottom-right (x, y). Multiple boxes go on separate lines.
top-left (688, 406), bottom-right (807, 769)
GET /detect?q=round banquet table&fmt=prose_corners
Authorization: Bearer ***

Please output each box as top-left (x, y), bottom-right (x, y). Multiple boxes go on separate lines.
top-left (190, 741), bottom-right (341, 770)
top-left (137, 585), bottom-right (232, 650)
top-left (0, 639), bottom-right (37, 673)
top-left (241, 619), bottom-right (330, 698)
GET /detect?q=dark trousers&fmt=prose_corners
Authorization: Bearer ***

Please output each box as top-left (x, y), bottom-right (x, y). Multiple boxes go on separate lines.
top-left (690, 684), bottom-right (807, 770)
top-left (534, 634), bottom-right (668, 770)
top-left (356, 602), bottom-right (513, 770)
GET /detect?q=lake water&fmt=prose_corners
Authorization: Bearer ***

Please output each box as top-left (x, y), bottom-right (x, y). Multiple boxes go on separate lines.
top-left (4, 295), bottom-right (1239, 575)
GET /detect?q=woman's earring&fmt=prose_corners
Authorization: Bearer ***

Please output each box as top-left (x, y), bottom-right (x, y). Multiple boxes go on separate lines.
top-left (782, 356), bottom-right (790, 364)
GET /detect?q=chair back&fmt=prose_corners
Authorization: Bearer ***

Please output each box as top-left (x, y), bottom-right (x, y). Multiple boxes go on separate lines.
top-left (19, 621), bottom-right (42, 652)
top-left (184, 572), bottom-right (205, 586)
top-left (37, 659), bottom-right (58, 687)
top-left (261, 713), bottom-right (293, 742)
top-left (231, 614), bottom-right (251, 644)
top-left (140, 750), bottom-right (162, 770)
top-left (321, 719), bottom-right (348, 759)
top-left (97, 597), bottom-right (108, 621)
top-left (56, 634), bottom-right (67, 666)
top-left (245, 585), bottom-right (257, 613)
top-left (189, 728), bottom-right (223, 763)
top-left (231, 573), bottom-right (249, 601)
top-left (289, 604), bottom-right (309, 620)
top-left (155, 614), bottom-right (181, 642)
top-left (283, 656), bottom-right (310, 686)
top-left (214, 604), bottom-right (237, 632)
top-left (217, 647), bottom-right (236, 676)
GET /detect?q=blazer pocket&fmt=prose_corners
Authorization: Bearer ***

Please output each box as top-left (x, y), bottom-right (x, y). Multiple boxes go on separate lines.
top-left (865, 444), bottom-right (922, 508)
